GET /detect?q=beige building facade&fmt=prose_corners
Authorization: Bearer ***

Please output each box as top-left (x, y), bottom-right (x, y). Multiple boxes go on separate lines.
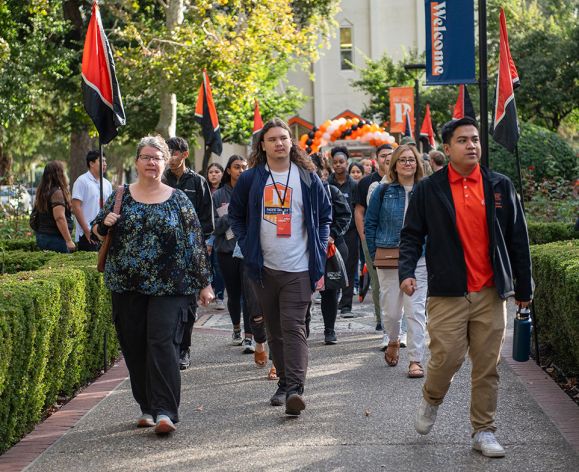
top-left (287, 0), bottom-right (426, 133)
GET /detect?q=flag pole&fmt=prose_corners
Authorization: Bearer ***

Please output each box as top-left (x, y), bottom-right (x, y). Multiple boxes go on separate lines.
top-left (98, 138), bottom-right (108, 373)
top-left (478, 0), bottom-right (489, 167)
top-left (515, 144), bottom-right (542, 365)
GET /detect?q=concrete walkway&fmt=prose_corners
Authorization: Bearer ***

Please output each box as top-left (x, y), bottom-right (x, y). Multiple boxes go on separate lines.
top-left (3, 297), bottom-right (579, 471)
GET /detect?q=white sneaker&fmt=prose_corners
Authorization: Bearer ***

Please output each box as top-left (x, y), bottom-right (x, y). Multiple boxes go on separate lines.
top-left (242, 338), bottom-right (255, 354)
top-left (415, 398), bottom-right (438, 435)
top-left (215, 299), bottom-right (225, 310)
top-left (313, 292), bottom-right (322, 304)
top-left (379, 334), bottom-right (389, 351)
top-left (472, 431), bottom-right (506, 457)
top-left (400, 332), bottom-right (407, 348)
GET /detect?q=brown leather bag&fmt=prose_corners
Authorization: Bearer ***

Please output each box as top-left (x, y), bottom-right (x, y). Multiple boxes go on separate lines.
top-left (373, 247), bottom-right (399, 269)
top-left (97, 186), bottom-right (125, 273)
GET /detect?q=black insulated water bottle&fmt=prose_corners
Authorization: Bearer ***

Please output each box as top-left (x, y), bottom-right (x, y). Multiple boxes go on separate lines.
top-left (512, 306), bottom-right (532, 362)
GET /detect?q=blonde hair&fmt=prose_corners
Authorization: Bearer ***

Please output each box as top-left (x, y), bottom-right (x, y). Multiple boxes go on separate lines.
top-left (387, 144), bottom-right (423, 184)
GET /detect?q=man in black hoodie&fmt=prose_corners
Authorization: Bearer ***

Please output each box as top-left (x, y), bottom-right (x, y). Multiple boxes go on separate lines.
top-left (164, 137), bottom-right (214, 370)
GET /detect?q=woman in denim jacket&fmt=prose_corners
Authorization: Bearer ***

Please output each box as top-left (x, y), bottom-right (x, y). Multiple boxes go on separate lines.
top-left (365, 144), bottom-right (428, 378)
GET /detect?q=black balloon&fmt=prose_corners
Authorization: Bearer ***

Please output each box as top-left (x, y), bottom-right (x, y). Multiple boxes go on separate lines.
top-left (306, 138), bottom-right (313, 145)
top-left (308, 131), bottom-right (314, 138)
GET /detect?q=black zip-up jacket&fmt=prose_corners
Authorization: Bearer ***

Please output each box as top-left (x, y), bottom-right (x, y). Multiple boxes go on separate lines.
top-left (328, 173), bottom-right (357, 231)
top-left (324, 182), bottom-right (351, 244)
top-left (399, 165), bottom-right (533, 301)
top-left (163, 168), bottom-right (214, 238)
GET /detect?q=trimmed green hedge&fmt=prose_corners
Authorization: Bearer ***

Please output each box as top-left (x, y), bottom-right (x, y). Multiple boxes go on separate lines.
top-left (531, 240), bottom-right (579, 375)
top-left (0, 238), bottom-right (37, 252)
top-left (0, 252), bottom-right (119, 453)
top-left (527, 222), bottom-right (578, 245)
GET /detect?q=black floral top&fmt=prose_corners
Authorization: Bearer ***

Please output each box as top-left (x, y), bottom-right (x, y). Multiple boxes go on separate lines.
top-left (92, 185), bottom-right (211, 296)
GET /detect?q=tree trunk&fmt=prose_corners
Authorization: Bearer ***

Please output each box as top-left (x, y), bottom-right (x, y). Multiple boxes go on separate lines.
top-left (155, 0), bottom-right (184, 138)
top-left (0, 138), bottom-right (14, 185)
top-left (155, 87), bottom-right (177, 138)
top-left (69, 128), bottom-right (92, 189)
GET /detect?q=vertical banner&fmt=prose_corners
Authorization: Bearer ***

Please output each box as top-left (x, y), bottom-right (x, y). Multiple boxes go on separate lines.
top-left (389, 87), bottom-right (414, 134)
top-left (425, 0), bottom-right (476, 85)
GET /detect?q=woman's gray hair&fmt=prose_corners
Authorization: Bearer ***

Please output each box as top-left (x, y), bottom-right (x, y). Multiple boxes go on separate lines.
top-left (136, 135), bottom-right (170, 161)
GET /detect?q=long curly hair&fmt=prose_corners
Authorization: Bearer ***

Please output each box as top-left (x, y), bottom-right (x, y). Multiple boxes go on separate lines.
top-left (35, 161), bottom-right (71, 212)
top-left (247, 118), bottom-right (315, 172)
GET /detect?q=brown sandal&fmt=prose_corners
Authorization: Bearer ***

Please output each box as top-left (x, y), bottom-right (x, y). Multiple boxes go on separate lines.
top-left (408, 362), bottom-right (424, 378)
top-left (384, 340), bottom-right (400, 366)
top-left (267, 366), bottom-right (278, 380)
top-left (254, 350), bottom-right (267, 367)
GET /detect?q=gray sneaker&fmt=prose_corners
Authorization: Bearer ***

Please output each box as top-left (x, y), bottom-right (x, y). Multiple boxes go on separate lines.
top-left (472, 431), bottom-right (506, 457)
top-left (232, 330), bottom-right (243, 346)
top-left (415, 398), bottom-right (438, 435)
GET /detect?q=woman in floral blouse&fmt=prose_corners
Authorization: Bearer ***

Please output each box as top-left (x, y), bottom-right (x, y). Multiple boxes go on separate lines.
top-left (92, 135), bottom-right (214, 435)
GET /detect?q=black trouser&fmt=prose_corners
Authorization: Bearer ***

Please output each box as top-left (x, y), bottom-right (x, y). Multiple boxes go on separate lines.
top-left (322, 240), bottom-right (348, 330)
top-left (338, 227), bottom-right (359, 310)
top-left (77, 234), bottom-right (99, 252)
top-left (256, 268), bottom-right (311, 393)
top-left (217, 251), bottom-right (251, 334)
top-left (243, 266), bottom-right (267, 344)
top-left (180, 297), bottom-right (198, 352)
top-left (111, 291), bottom-right (193, 423)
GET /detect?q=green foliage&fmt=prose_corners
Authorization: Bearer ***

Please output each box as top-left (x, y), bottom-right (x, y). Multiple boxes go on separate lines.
top-left (0, 250), bottom-right (53, 274)
top-left (0, 251), bottom-right (118, 453)
top-left (489, 123), bottom-right (577, 182)
top-left (112, 0), bottom-right (338, 145)
top-left (527, 222), bottom-right (578, 245)
top-left (531, 240), bottom-right (579, 375)
top-left (0, 238), bottom-right (36, 251)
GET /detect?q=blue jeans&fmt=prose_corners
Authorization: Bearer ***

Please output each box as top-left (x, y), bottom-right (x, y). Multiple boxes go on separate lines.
top-left (36, 232), bottom-right (69, 253)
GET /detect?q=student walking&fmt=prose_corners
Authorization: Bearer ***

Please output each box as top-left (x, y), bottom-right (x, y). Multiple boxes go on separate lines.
top-left (229, 118), bottom-right (331, 416)
top-left (213, 155), bottom-right (254, 350)
top-left (399, 117), bottom-right (533, 457)
top-left (365, 145), bottom-right (427, 378)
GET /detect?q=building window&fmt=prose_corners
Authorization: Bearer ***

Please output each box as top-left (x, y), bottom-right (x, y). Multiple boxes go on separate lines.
top-left (340, 26), bottom-right (353, 70)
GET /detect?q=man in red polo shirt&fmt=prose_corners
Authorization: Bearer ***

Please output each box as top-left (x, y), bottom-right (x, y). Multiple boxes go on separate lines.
top-left (398, 117), bottom-right (533, 458)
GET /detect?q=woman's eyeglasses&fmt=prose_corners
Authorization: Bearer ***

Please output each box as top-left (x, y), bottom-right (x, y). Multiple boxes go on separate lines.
top-left (138, 155), bottom-right (165, 163)
top-left (397, 158), bottom-right (417, 165)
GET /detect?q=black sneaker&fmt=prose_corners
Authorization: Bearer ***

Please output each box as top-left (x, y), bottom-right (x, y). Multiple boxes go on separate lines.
top-left (270, 383), bottom-right (286, 406)
top-left (179, 349), bottom-right (191, 370)
top-left (285, 388), bottom-right (306, 416)
top-left (375, 322), bottom-right (383, 332)
top-left (324, 329), bottom-right (337, 345)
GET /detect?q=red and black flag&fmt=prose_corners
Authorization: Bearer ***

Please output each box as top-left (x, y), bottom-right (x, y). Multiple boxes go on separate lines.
top-left (452, 85), bottom-right (476, 120)
top-left (81, 1), bottom-right (125, 145)
top-left (195, 70), bottom-right (223, 156)
top-left (420, 104), bottom-right (436, 148)
top-left (492, 8), bottom-right (520, 153)
top-left (253, 99), bottom-right (264, 137)
top-left (403, 110), bottom-right (413, 138)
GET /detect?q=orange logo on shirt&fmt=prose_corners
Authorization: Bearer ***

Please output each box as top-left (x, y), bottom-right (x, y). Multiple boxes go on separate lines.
top-left (263, 183), bottom-right (292, 225)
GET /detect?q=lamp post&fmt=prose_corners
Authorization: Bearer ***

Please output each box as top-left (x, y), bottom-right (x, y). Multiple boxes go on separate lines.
top-left (403, 63), bottom-right (426, 149)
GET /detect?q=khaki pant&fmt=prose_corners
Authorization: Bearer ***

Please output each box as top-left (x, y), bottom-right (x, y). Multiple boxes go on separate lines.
top-left (423, 287), bottom-right (507, 433)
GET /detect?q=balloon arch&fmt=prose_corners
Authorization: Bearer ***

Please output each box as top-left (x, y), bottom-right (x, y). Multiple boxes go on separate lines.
top-left (298, 118), bottom-right (396, 154)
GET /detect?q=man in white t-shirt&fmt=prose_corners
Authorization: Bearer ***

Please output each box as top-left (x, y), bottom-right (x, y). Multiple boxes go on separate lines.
top-left (71, 151), bottom-right (113, 251)
top-left (229, 118), bottom-right (332, 417)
